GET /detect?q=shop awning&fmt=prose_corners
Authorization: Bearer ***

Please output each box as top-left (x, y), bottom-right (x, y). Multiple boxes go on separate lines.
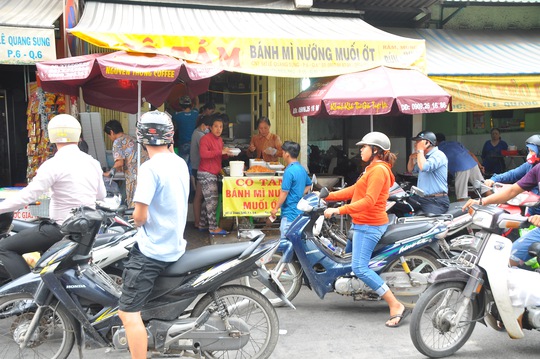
top-left (69, 1), bottom-right (427, 78)
top-left (388, 28), bottom-right (540, 112)
top-left (0, 0), bottom-right (63, 64)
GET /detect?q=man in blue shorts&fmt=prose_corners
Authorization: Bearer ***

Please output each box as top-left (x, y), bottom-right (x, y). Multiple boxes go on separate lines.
top-left (463, 163), bottom-right (540, 267)
top-left (118, 110), bottom-right (190, 359)
top-left (270, 141), bottom-right (312, 239)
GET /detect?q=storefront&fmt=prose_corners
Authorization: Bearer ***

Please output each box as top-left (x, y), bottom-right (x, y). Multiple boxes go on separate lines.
top-left (67, 0), bottom-right (428, 168)
top-left (0, 0), bottom-right (65, 186)
top-left (387, 28), bottom-right (540, 156)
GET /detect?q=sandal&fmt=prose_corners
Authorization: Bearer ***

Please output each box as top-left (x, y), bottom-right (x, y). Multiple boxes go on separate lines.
top-left (209, 229), bottom-right (229, 236)
top-left (385, 308), bottom-right (411, 328)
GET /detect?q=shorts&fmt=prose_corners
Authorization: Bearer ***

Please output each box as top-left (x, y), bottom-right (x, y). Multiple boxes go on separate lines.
top-left (118, 243), bottom-right (172, 312)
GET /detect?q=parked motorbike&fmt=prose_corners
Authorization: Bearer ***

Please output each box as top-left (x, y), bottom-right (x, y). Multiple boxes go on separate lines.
top-left (387, 183), bottom-right (474, 241)
top-left (0, 205), bottom-right (288, 359)
top-left (0, 196), bottom-right (137, 286)
top-left (409, 204), bottom-right (540, 358)
top-left (248, 187), bottom-right (452, 308)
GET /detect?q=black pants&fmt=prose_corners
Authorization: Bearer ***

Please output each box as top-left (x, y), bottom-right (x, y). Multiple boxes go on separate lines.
top-left (0, 221), bottom-right (63, 280)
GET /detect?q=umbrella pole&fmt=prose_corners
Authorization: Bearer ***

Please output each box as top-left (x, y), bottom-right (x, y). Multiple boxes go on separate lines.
top-left (370, 114), bottom-right (373, 132)
top-left (137, 80), bottom-right (141, 170)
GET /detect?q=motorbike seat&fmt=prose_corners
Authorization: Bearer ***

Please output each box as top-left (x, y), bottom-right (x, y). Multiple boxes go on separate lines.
top-left (11, 220), bottom-right (38, 233)
top-left (160, 242), bottom-right (253, 277)
top-left (379, 222), bottom-right (433, 245)
top-left (446, 201), bottom-right (468, 218)
top-left (93, 233), bottom-right (120, 248)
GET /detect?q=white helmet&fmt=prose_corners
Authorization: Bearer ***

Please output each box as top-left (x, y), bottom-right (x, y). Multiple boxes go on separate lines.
top-left (48, 114), bottom-right (81, 143)
top-left (356, 132), bottom-right (391, 151)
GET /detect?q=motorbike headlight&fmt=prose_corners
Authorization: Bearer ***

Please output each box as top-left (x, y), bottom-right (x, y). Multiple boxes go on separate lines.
top-left (297, 198), bottom-right (314, 212)
top-left (471, 210), bottom-right (494, 229)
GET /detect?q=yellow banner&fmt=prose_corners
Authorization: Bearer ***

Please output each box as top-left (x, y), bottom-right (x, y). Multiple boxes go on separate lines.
top-left (222, 176), bottom-right (282, 217)
top-left (69, 32), bottom-right (426, 78)
top-left (431, 75), bottom-right (540, 112)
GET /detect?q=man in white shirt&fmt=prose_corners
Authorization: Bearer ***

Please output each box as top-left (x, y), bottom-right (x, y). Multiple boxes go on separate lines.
top-left (0, 114), bottom-right (106, 280)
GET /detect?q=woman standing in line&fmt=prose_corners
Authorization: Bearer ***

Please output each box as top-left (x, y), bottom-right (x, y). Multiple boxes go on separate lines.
top-left (482, 127), bottom-right (508, 175)
top-left (198, 114), bottom-right (235, 235)
top-left (323, 132), bottom-right (410, 328)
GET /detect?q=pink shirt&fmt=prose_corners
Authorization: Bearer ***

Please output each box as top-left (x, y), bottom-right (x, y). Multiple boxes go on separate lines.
top-left (198, 133), bottom-right (225, 175)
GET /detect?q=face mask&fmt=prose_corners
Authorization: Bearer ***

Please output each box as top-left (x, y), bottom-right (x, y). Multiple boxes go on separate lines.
top-left (527, 152), bottom-right (539, 164)
top-left (203, 128), bottom-right (210, 134)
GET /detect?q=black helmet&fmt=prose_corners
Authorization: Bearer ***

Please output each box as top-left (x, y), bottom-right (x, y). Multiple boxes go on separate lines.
top-left (179, 96), bottom-right (192, 106)
top-left (136, 110), bottom-right (174, 146)
top-left (412, 131), bottom-right (437, 146)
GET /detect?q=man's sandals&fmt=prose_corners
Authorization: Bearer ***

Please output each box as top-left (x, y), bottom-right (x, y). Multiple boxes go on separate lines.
top-left (385, 308), bottom-right (411, 328)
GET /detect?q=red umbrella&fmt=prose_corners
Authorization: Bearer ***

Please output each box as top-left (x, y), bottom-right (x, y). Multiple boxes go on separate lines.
top-left (36, 51), bottom-right (220, 114)
top-left (288, 66), bottom-right (451, 119)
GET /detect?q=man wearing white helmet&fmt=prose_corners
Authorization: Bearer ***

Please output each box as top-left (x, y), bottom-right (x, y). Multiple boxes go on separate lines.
top-left (118, 110), bottom-right (189, 359)
top-left (0, 114), bottom-right (106, 280)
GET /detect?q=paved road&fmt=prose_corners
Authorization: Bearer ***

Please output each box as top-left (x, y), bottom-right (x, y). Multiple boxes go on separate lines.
top-left (69, 283), bottom-right (540, 359)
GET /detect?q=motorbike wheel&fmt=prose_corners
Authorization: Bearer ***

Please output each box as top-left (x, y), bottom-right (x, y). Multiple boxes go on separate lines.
top-left (410, 281), bottom-right (477, 358)
top-left (191, 285), bottom-right (279, 359)
top-left (240, 253), bottom-right (303, 307)
top-left (0, 293), bottom-right (75, 359)
top-left (387, 250), bottom-right (442, 308)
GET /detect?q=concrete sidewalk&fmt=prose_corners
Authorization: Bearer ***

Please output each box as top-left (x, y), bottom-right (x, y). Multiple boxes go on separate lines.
top-left (183, 219), bottom-right (280, 249)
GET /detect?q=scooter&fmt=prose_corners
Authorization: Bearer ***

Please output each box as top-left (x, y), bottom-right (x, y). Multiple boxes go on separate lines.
top-left (409, 204), bottom-right (540, 358)
top-left (387, 183), bottom-right (474, 241)
top-left (0, 196), bottom-right (137, 285)
top-left (251, 187), bottom-right (451, 308)
top-left (0, 205), bottom-right (289, 359)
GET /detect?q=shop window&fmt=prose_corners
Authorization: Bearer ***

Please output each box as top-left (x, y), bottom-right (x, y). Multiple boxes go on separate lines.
top-left (467, 110), bottom-right (524, 134)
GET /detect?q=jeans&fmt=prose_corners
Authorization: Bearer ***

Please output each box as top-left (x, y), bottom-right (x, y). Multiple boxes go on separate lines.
top-left (280, 217), bottom-right (291, 240)
top-left (351, 223), bottom-right (389, 296)
top-left (411, 194), bottom-right (449, 215)
top-left (511, 227), bottom-right (540, 265)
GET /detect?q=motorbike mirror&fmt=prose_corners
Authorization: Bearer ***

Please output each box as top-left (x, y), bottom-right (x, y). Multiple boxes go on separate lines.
top-left (410, 186), bottom-right (425, 197)
top-left (310, 174), bottom-right (317, 192)
top-left (528, 242), bottom-right (540, 258)
top-left (319, 187), bottom-right (330, 199)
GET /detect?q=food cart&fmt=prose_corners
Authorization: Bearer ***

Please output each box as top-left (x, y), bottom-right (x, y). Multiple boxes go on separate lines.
top-left (221, 162), bottom-right (283, 237)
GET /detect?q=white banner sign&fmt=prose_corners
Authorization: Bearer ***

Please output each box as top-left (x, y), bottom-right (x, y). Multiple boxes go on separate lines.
top-left (0, 26), bottom-right (57, 64)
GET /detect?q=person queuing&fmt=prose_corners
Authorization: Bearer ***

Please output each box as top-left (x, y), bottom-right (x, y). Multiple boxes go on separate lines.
top-left (118, 110), bottom-right (190, 359)
top-left (103, 119), bottom-right (148, 208)
top-left (463, 160), bottom-right (540, 268)
top-left (407, 131), bottom-right (449, 214)
top-left (484, 134), bottom-right (540, 215)
top-left (198, 113), bottom-right (237, 235)
top-left (270, 141), bottom-right (312, 239)
top-left (0, 114), bottom-right (106, 280)
top-left (172, 95), bottom-right (199, 162)
top-left (190, 115), bottom-right (212, 230)
top-left (435, 133), bottom-right (486, 202)
top-left (323, 132), bottom-right (411, 328)
top-left (481, 127), bottom-right (508, 175)
top-left (247, 116), bottom-right (283, 162)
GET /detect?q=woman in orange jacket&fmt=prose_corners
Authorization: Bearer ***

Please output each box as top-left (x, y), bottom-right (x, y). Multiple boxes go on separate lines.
top-left (323, 131), bottom-right (409, 328)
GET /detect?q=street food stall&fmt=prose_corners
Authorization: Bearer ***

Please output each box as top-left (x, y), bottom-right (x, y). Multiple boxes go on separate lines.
top-left (222, 161), bottom-right (284, 237)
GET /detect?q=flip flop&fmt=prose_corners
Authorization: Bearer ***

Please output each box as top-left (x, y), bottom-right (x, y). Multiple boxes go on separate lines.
top-left (385, 308), bottom-right (411, 328)
top-left (209, 229), bottom-right (229, 236)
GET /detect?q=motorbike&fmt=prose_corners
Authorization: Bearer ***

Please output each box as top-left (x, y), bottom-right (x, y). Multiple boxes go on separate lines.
top-left (387, 183), bottom-right (474, 241)
top-left (0, 205), bottom-right (289, 359)
top-left (248, 187), bottom-right (453, 308)
top-left (409, 204), bottom-right (540, 358)
top-left (0, 196), bottom-right (137, 286)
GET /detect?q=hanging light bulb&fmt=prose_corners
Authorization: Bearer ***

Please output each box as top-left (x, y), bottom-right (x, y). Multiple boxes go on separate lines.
top-left (301, 77), bottom-right (311, 91)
